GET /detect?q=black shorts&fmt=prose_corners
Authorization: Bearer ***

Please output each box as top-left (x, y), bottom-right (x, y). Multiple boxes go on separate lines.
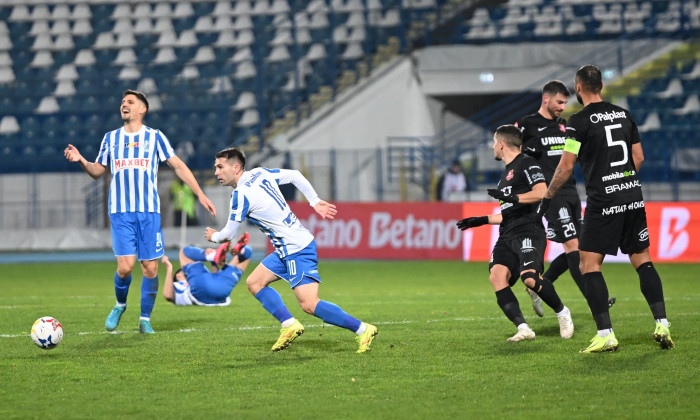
top-left (489, 231), bottom-right (547, 286)
top-left (545, 194), bottom-right (582, 243)
top-left (579, 202), bottom-right (649, 256)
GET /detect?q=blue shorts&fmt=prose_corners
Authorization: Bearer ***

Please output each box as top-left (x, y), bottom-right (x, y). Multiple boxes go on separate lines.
top-left (110, 212), bottom-right (164, 261)
top-left (183, 262), bottom-right (243, 304)
top-left (262, 241), bottom-right (321, 289)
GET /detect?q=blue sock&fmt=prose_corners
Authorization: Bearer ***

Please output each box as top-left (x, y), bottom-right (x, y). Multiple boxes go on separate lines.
top-left (313, 300), bottom-right (362, 332)
top-left (254, 287), bottom-right (293, 324)
top-left (183, 246), bottom-right (207, 261)
top-left (114, 272), bottom-right (132, 305)
top-left (237, 245), bottom-right (253, 262)
top-left (140, 275), bottom-right (159, 318)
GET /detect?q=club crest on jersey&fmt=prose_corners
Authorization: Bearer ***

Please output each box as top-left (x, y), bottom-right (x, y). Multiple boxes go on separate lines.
top-left (559, 124), bottom-right (566, 132)
top-left (506, 170), bottom-right (514, 180)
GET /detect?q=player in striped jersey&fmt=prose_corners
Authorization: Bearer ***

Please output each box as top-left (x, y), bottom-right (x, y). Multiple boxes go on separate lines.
top-left (161, 238), bottom-right (253, 307)
top-left (205, 147), bottom-right (378, 353)
top-left (64, 89), bottom-right (216, 334)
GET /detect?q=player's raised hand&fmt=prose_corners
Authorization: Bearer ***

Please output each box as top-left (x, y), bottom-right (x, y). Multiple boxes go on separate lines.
top-left (199, 194), bottom-right (217, 218)
top-left (64, 144), bottom-right (83, 162)
top-left (161, 255), bottom-right (171, 267)
top-left (314, 200), bottom-right (337, 220)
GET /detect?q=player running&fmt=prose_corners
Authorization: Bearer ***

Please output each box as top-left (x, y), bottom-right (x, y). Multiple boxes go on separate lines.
top-left (162, 234), bottom-right (252, 306)
top-left (205, 148), bottom-right (378, 353)
top-left (538, 65), bottom-right (674, 352)
top-left (458, 125), bottom-right (574, 342)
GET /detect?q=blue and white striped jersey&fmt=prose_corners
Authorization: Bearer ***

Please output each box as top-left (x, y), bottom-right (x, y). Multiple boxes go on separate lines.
top-left (228, 168), bottom-right (317, 258)
top-left (95, 125), bottom-right (175, 214)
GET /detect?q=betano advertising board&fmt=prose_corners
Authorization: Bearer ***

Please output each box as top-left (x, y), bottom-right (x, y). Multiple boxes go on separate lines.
top-left (286, 202), bottom-right (700, 262)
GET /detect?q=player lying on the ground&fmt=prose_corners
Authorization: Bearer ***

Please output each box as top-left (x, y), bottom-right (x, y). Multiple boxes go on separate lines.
top-left (162, 234), bottom-right (252, 306)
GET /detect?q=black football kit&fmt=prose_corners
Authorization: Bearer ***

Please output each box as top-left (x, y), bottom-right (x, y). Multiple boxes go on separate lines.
top-left (566, 101), bottom-right (648, 255)
top-left (518, 113), bottom-right (582, 243)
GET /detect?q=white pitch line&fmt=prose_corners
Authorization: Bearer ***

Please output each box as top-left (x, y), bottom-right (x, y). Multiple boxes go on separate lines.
top-left (2, 312), bottom-right (698, 340)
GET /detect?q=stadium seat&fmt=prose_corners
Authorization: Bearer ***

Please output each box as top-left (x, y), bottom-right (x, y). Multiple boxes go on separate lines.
top-left (36, 96), bottom-right (60, 114)
top-left (54, 80), bottom-right (76, 97)
top-left (0, 115), bottom-right (20, 134)
top-left (0, 66), bottom-right (15, 84)
top-left (72, 4), bottom-right (92, 20)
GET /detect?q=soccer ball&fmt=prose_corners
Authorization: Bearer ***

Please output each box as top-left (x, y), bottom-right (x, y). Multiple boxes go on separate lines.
top-left (30, 317), bottom-right (63, 349)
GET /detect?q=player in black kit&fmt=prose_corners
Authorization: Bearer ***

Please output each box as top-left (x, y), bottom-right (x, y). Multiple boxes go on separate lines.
top-left (517, 81), bottom-right (615, 316)
top-left (457, 125), bottom-right (574, 342)
top-left (538, 65), bottom-right (674, 353)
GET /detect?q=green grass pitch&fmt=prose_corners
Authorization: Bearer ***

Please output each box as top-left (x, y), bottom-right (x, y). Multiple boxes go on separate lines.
top-left (1, 260), bottom-right (698, 419)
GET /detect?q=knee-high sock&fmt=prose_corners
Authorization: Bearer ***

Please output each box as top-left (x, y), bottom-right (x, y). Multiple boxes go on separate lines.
top-left (313, 300), bottom-right (362, 332)
top-left (495, 288), bottom-right (526, 327)
top-left (140, 275), bottom-right (158, 318)
top-left (532, 277), bottom-right (565, 313)
top-left (565, 251), bottom-right (587, 297)
top-left (582, 271), bottom-right (612, 330)
top-left (543, 252), bottom-right (569, 282)
top-left (254, 287), bottom-right (293, 324)
top-left (114, 272), bottom-right (132, 305)
top-left (637, 262), bottom-right (667, 320)
top-left (183, 246), bottom-right (207, 261)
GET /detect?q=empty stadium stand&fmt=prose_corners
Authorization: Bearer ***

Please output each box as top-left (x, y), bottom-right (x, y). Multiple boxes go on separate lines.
top-left (0, 0), bottom-right (698, 179)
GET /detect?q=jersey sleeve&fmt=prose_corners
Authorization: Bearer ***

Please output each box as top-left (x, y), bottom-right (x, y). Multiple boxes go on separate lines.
top-left (271, 168), bottom-right (320, 207)
top-left (155, 130), bottom-right (176, 162)
top-left (629, 117), bottom-right (641, 144)
top-left (564, 114), bottom-right (585, 155)
top-left (524, 161), bottom-right (546, 187)
top-left (229, 190), bottom-right (249, 222)
top-left (173, 281), bottom-right (194, 306)
top-left (95, 133), bottom-right (110, 165)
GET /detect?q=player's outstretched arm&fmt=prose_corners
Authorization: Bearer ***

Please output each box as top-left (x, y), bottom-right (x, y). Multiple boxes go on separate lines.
top-left (314, 200), bottom-right (337, 220)
top-left (545, 150), bottom-right (576, 199)
top-left (161, 255), bottom-right (175, 303)
top-left (456, 213), bottom-right (501, 230)
top-left (64, 144), bottom-right (107, 179)
top-left (206, 219), bottom-right (241, 243)
top-left (167, 155), bottom-right (217, 218)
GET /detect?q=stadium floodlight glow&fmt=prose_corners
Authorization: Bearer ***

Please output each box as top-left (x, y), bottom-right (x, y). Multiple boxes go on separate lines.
top-left (479, 72), bottom-right (495, 83)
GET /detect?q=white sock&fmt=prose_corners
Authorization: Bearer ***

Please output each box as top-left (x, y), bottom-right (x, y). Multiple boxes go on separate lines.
top-left (205, 252), bottom-right (215, 262)
top-left (516, 323), bottom-right (531, 331)
top-left (656, 318), bottom-right (669, 327)
top-left (555, 306), bottom-right (570, 317)
top-left (281, 318), bottom-right (295, 328)
top-left (116, 302), bottom-right (126, 308)
top-left (598, 328), bottom-right (613, 337)
top-left (139, 316), bottom-right (150, 321)
top-left (355, 322), bottom-right (367, 336)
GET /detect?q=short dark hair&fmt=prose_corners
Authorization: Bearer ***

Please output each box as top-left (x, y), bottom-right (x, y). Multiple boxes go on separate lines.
top-left (542, 80), bottom-right (570, 98)
top-left (174, 268), bottom-right (183, 279)
top-left (215, 147), bottom-right (246, 169)
top-left (495, 124), bottom-right (523, 149)
top-left (575, 65), bottom-right (603, 95)
top-left (123, 89), bottom-right (149, 112)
